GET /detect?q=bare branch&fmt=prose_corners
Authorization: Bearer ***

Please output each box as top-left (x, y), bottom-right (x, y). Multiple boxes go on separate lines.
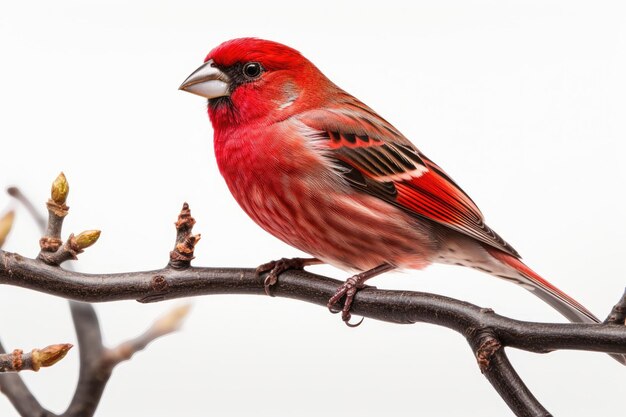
top-left (63, 302), bottom-right (189, 417)
top-left (0, 344), bottom-right (72, 373)
top-left (62, 301), bottom-right (108, 417)
top-left (3, 174), bottom-right (625, 417)
top-left (6, 187), bottom-right (46, 231)
top-left (469, 331), bottom-right (550, 417)
top-left (34, 173), bottom-right (101, 266)
top-left (39, 172), bottom-right (69, 255)
top-left (0, 300), bottom-right (187, 417)
top-left (1, 248), bottom-right (626, 416)
top-left (0, 198), bottom-right (72, 417)
top-left (1, 181), bottom-right (185, 417)
top-left (0, 341), bottom-right (49, 417)
top-left (1, 252), bottom-right (624, 351)
top-left (103, 304), bottom-right (190, 366)
top-left (40, 231), bottom-right (101, 266)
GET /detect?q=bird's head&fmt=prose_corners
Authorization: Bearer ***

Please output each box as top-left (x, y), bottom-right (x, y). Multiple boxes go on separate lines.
top-left (180, 38), bottom-right (331, 128)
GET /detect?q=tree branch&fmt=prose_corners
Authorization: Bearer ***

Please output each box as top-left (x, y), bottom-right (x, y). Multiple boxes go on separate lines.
top-left (7, 187), bottom-right (46, 232)
top-left (38, 173), bottom-right (69, 255)
top-left (0, 344), bottom-right (72, 373)
top-left (469, 331), bottom-right (549, 416)
top-left (0, 204), bottom-right (73, 379)
top-left (1, 250), bottom-right (626, 416)
top-left (1, 181), bottom-right (189, 417)
top-left (62, 302), bottom-right (189, 417)
top-left (0, 343), bottom-right (50, 417)
top-left (3, 174), bottom-right (626, 417)
top-left (0, 297), bottom-right (189, 417)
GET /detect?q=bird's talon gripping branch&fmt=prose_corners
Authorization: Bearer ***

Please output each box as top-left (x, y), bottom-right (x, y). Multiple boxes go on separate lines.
top-left (327, 275), bottom-right (367, 325)
top-left (263, 274), bottom-right (277, 296)
top-left (327, 264), bottom-right (394, 326)
top-left (255, 257), bottom-right (321, 296)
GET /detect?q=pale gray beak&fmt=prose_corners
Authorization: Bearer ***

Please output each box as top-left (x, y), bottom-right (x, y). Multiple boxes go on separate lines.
top-left (179, 60), bottom-right (230, 99)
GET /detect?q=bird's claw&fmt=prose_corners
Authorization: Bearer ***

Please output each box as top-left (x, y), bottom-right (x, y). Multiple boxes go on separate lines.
top-left (262, 274), bottom-right (278, 296)
top-left (256, 257), bottom-right (319, 297)
top-left (328, 304), bottom-right (341, 314)
top-left (327, 275), bottom-right (367, 327)
top-left (345, 316), bottom-right (365, 328)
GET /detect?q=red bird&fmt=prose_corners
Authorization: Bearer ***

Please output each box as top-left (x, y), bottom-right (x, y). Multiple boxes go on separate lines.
top-left (180, 38), bottom-right (617, 351)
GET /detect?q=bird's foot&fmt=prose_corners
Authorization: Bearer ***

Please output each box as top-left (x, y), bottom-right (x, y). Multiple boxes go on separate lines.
top-left (327, 274), bottom-right (370, 327)
top-left (327, 263), bottom-right (394, 327)
top-left (256, 257), bottom-right (321, 296)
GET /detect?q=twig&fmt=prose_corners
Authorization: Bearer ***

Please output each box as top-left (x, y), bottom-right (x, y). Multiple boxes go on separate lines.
top-left (0, 302), bottom-right (189, 417)
top-left (62, 302), bottom-right (189, 417)
top-left (0, 341), bottom-right (50, 417)
top-left (38, 172), bottom-right (69, 255)
top-left (6, 187), bottom-right (46, 231)
top-left (103, 304), bottom-right (191, 366)
top-left (1, 179), bottom-right (189, 417)
top-left (168, 202), bottom-right (201, 270)
top-left (0, 344), bottom-right (72, 373)
top-left (39, 230), bottom-right (101, 266)
top-left (35, 173), bottom-right (101, 265)
top-left (0, 206), bottom-right (73, 380)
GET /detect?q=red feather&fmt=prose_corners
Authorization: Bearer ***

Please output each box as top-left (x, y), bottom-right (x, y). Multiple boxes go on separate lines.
top-left (485, 246), bottom-right (599, 323)
top-left (190, 38), bottom-right (625, 363)
top-left (206, 38), bottom-right (305, 70)
top-left (299, 98), bottom-right (520, 257)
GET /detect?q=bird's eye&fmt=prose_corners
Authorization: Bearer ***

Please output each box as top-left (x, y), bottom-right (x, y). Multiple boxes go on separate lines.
top-left (243, 62), bottom-right (262, 79)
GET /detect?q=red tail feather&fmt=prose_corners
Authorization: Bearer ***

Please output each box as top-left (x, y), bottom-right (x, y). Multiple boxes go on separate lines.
top-left (485, 246), bottom-right (598, 323)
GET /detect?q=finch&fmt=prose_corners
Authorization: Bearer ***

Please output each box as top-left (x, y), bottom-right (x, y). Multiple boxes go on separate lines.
top-left (180, 38), bottom-right (622, 362)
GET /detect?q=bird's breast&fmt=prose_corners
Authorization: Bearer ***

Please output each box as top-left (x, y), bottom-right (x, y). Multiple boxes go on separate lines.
top-left (213, 123), bottom-right (438, 271)
top-left (213, 122), bottom-right (329, 236)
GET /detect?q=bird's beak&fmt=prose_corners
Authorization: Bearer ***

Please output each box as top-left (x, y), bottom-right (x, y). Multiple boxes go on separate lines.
top-left (179, 60), bottom-right (230, 99)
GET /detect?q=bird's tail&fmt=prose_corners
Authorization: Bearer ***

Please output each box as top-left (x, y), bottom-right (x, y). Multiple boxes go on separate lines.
top-left (485, 246), bottom-right (626, 365)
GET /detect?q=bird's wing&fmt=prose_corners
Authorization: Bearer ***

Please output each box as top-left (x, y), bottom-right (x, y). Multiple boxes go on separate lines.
top-left (297, 98), bottom-right (520, 257)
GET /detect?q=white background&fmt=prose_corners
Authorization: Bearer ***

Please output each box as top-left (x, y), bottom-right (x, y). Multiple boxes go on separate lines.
top-left (1, 1), bottom-right (626, 415)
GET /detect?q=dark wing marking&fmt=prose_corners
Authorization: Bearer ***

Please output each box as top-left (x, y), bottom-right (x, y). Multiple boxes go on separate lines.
top-left (298, 99), bottom-right (520, 258)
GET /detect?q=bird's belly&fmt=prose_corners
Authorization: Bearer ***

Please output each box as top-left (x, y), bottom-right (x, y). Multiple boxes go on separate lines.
top-left (227, 170), bottom-right (439, 271)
